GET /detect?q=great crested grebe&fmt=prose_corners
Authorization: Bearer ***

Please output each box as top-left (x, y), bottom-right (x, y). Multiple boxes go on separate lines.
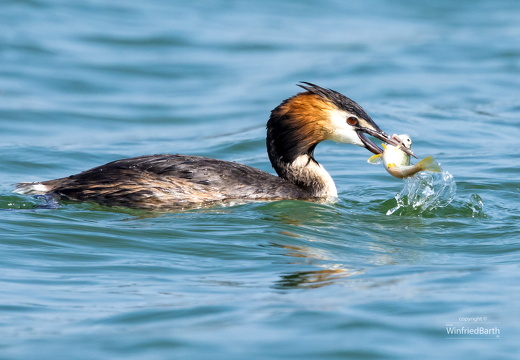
top-left (15, 82), bottom-right (416, 210)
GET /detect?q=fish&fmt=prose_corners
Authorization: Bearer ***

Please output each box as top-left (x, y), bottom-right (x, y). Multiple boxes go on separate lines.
top-left (367, 134), bottom-right (442, 179)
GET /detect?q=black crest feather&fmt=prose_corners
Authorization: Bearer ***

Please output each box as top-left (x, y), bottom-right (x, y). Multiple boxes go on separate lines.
top-left (297, 82), bottom-right (372, 121)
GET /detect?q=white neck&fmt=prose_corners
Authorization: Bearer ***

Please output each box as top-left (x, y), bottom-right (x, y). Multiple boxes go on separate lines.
top-left (276, 154), bottom-right (338, 198)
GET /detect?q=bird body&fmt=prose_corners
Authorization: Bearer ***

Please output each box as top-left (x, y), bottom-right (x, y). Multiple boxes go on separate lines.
top-left (15, 83), bottom-right (414, 210)
top-left (16, 154), bottom-right (313, 209)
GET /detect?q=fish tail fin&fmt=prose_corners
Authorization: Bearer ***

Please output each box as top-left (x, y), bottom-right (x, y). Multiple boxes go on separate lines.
top-left (416, 156), bottom-right (442, 173)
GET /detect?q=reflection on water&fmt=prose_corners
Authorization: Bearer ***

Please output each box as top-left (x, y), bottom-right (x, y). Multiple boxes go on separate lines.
top-left (269, 242), bottom-right (363, 290)
top-left (275, 268), bottom-right (352, 289)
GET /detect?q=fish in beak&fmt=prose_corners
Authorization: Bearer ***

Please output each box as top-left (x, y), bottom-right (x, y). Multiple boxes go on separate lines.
top-left (358, 127), bottom-right (418, 158)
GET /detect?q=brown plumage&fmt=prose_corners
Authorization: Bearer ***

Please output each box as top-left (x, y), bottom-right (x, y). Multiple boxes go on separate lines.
top-left (18, 155), bottom-right (310, 210)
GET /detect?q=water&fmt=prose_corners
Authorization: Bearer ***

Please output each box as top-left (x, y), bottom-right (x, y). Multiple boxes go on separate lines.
top-left (387, 170), bottom-right (457, 216)
top-left (1, 0), bottom-right (519, 359)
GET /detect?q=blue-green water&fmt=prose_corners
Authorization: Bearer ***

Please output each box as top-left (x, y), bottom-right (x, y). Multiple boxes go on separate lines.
top-left (1, 0), bottom-right (519, 359)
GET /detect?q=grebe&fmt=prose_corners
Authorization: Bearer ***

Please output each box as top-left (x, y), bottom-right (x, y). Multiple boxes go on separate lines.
top-left (15, 82), bottom-right (416, 210)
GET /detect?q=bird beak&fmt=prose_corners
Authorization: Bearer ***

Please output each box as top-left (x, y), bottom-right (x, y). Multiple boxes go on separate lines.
top-left (358, 128), bottom-right (418, 158)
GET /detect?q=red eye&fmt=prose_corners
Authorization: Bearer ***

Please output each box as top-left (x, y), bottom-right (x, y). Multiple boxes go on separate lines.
top-left (347, 116), bottom-right (358, 126)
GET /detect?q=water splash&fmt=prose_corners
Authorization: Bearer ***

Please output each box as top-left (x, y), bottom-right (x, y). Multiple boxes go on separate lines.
top-left (387, 170), bottom-right (457, 216)
top-left (467, 193), bottom-right (485, 217)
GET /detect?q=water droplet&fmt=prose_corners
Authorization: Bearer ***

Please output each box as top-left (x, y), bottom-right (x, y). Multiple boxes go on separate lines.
top-left (468, 193), bottom-right (484, 217)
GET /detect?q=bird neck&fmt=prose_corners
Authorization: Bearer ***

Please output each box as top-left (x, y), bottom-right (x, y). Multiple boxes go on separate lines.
top-left (268, 148), bottom-right (338, 198)
top-left (266, 116), bottom-right (337, 198)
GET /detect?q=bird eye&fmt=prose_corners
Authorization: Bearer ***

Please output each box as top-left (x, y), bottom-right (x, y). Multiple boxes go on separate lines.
top-left (346, 116), bottom-right (358, 126)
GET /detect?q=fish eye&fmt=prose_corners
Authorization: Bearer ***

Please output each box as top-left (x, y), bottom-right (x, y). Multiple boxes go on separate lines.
top-left (346, 116), bottom-right (358, 126)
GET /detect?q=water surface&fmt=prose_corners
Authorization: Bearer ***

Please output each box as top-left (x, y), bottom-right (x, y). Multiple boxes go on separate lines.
top-left (1, 0), bottom-right (519, 359)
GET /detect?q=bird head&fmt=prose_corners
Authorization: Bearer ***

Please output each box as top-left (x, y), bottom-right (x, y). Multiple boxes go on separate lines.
top-left (267, 82), bottom-right (417, 163)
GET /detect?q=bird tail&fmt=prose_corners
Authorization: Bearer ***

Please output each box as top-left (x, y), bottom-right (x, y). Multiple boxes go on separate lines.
top-left (14, 182), bottom-right (51, 195)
